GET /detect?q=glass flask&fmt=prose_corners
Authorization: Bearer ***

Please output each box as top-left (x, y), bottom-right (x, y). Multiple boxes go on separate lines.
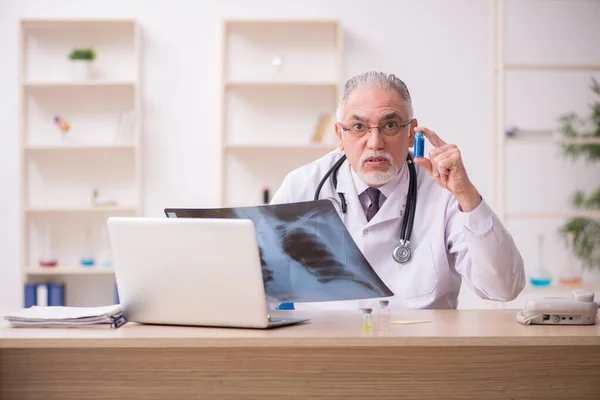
top-left (559, 233), bottom-right (581, 287)
top-left (79, 227), bottom-right (95, 267)
top-left (529, 234), bottom-right (552, 287)
top-left (39, 223), bottom-right (58, 267)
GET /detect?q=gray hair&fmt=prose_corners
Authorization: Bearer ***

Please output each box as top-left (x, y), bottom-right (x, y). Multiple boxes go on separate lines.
top-left (335, 71), bottom-right (414, 121)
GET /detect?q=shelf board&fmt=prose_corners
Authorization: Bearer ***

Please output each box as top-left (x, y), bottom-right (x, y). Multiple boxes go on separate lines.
top-left (522, 283), bottom-right (600, 293)
top-left (503, 64), bottom-right (600, 72)
top-left (225, 143), bottom-right (337, 151)
top-left (24, 81), bottom-right (136, 89)
top-left (505, 136), bottom-right (600, 145)
top-left (26, 266), bottom-right (115, 275)
top-left (25, 206), bottom-right (138, 214)
top-left (25, 144), bottom-right (135, 151)
top-left (225, 19), bottom-right (340, 25)
top-left (21, 19), bottom-right (137, 29)
top-left (506, 210), bottom-right (600, 219)
top-left (225, 81), bottom-right (338, 89)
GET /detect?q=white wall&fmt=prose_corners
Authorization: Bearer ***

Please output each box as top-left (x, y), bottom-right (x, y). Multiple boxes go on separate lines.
top-left (1, 0), bottom-right (599, 311)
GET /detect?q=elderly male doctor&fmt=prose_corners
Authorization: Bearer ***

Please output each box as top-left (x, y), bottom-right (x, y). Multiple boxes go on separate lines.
top-left (270, 71), bottom-right (526, 310)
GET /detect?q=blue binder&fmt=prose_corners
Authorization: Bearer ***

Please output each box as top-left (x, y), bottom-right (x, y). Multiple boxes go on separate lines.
top-left (24, 283), bottom-right (37, 308)
top-left (47, 283), bottom-right (65, 306)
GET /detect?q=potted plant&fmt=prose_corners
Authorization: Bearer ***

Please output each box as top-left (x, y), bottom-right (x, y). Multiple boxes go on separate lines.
top-left (68, 48), bottom-right (96, 80)
top-left (557, 77), bottom-right (600, 278)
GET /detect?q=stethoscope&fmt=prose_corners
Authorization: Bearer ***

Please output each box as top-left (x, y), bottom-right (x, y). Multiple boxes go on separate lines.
top-left (314, 153), bottom-right (417, 264)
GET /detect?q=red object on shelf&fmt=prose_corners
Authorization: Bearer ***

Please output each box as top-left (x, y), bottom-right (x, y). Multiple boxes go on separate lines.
top-left (39, 259), bottom-right (58, 267)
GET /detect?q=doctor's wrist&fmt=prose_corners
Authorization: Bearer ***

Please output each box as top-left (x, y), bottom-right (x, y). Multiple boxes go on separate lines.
top-left (455, 185), bottom-right (482, 212)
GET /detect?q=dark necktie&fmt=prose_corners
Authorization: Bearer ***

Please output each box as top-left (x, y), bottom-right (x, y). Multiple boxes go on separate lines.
top-left (365, 188), bottom-right (381, 222)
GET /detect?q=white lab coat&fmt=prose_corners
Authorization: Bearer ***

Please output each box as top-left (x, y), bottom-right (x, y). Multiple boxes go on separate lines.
top-left (270, 149), bottom-right (526, 310)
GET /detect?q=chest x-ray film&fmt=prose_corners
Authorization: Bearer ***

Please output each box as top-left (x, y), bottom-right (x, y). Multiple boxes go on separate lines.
top-left (164, 200), bottom-right (393, 303)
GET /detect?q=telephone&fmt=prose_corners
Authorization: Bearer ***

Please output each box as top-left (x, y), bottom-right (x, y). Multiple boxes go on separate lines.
top-left (516, 289), bottom-right (598, 325)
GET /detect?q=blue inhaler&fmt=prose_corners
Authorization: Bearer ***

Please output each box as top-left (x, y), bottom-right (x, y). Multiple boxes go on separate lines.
top-left (414, 131), bottom-right (425, 158)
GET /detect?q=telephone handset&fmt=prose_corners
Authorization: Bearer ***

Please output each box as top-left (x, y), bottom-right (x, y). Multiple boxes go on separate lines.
top-left (516, 289), bottom-right (598, 325)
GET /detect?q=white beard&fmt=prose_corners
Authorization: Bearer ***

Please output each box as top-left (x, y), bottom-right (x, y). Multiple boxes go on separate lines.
top-left (356, 150), bottom-right (399, 186)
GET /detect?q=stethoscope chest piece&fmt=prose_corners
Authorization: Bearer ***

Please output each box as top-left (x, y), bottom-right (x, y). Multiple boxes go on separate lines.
top-left (392, 240), bottom-right (411, 264)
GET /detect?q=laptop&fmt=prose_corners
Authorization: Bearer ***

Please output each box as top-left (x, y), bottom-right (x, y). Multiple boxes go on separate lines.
top-left (107, 217), bottom-right (309, 329)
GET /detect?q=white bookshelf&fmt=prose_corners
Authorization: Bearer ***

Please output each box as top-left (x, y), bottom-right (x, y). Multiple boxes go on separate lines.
top-left (18, 19), bottom-right (142, 307)
top-left (220, 19), bottom-right (343, 207)
top-left (491, 0), bottom-right (600, 303)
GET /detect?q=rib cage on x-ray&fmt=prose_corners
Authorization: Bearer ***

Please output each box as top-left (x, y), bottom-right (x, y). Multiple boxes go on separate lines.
top-left (165, 200), bottom-right (393, 303)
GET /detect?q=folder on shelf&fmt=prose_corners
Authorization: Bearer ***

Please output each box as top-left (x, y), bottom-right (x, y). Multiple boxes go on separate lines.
top-left (4, 304), bottom-right (126, 329)
top-left (310, 114), bottom-right (333, 143)
top-left (24, 283), bottom-right (65, 308)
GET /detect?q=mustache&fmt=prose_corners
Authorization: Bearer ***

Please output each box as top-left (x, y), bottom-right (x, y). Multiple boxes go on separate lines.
top-left (359, 150), bottom-right (395, 166)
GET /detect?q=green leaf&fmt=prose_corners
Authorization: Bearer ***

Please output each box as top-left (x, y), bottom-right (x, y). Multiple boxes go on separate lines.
top-left (557, 77), bottom-right (600, 270)
top-left (559, 218), bottom-right (600, 269)
top-left (68, 48), bottom-right (96, 61)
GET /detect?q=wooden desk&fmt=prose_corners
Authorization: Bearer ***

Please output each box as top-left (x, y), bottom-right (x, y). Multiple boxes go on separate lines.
top-left (1, 309), bottom-right (599, 399)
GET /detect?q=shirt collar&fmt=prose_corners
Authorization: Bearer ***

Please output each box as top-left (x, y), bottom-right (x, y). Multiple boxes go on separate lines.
top-left (350, 162), bottom-right (407, 199)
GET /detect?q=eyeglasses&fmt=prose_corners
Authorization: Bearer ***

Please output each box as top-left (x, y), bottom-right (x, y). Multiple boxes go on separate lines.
top-left (338, 118), bottom-right (414, 138)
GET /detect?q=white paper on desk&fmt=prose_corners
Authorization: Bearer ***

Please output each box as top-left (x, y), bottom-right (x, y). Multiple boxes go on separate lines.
top-left (4, 305), bottom-right (124, 327)
top-left (390, 320), bottom-right (431, 325)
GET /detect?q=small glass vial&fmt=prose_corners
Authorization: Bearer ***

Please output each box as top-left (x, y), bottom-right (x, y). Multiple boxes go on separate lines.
top-left (378, 300), bottom-right (391, 331)
top-left (97, 226), bottom-right (113, 268)
top-left (361, 308), bottom-right (373, 331)
top-left (80, 227), bottom-right (95, 267)
top-left (414, 131), bottom-right (425, 158)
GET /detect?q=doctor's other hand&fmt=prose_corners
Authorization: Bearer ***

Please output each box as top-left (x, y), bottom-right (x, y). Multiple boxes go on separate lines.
top-left (413, 127), bottom-right (482, 212)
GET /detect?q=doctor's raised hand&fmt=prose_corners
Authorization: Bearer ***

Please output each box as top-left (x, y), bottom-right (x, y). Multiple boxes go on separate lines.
top-left (412, 127), bottom-right (482, 212)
